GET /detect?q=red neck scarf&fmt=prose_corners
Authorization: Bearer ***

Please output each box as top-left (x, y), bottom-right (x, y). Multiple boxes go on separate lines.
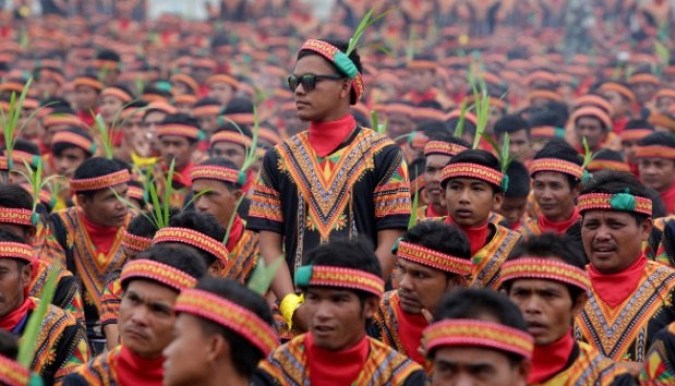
top-left (306, 333), bottom-right (369, 386)
top-left (394, 294), bottom-right (427, 364)
top-left (171, 161), bottom-right (195, 188)
top-left (529, 330), bottom-right (575, 384)
top-left (509, 218), bottom-right (522, 230)
top-left (661, 183), bottom-right (675, 215)
top-left (81, 211), bottom-right (120, 256)
top-left (225, 215), bottom-right (244, 251)
top-left (425, 204), bottom-right (444, 218)
top-left (308, 114), bottom-right (356, 157)
top-left (116, 345), bottom-right (164, 386)
top-left (588, 254), bottom-right (648, 307)
top-left (538, 207), bottom-right (580, 235)
top-left (0, 297), bottom-right (35, 332)
top-left (446, 218), bottom-right (490, 255)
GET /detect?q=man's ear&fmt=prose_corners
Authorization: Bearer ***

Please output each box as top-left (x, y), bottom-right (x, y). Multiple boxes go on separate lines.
top-left (363, 297), bottom-right (379, 319)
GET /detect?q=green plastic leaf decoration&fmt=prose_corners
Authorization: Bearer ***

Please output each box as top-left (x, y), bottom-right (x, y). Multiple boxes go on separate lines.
top-left (247, 256), bottom-right (283, 296)
top-left (18, 269), bottom-right (59, 367)
top-left (1, 77), bottom-right (33, 171)
top-left (18, 159), bottom-right (59, 219)
top-left (408, 182), bottom-right (420, 230)
top-left (581, 137), bottom-right (597, 169)
top-left (94, 113), bottom-right (114, 160)
top-left (346, 8), bottom-right (389, 56)
top-left (610, 192), bottom-right (636, 212)
top-left (468, 68), bottom-right (491, 150)
top-left (655, 41), bottom-right (670, 67)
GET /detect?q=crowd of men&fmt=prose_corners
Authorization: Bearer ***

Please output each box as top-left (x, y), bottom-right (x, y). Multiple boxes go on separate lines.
top-left (1, 0), bottom-right (675, 385)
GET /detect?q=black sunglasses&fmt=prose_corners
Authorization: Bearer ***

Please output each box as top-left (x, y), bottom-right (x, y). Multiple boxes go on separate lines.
top-left (287, 73), bottom-right (344, 92)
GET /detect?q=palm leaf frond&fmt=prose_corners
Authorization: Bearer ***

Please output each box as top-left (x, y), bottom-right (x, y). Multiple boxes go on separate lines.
top-left (18, 269), bottom-right (58, 367)
top-left (247, 256), bottom-right (283, 296)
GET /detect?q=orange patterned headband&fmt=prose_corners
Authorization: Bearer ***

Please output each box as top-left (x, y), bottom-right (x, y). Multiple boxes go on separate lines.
top-left (0, 208), bottom-right (34, 226)
top-left (0, 242), bottom-right (34, 263)
top-left (498, 258), bottom-right (591, 292)
top-left (52, 131), bottom-right (96, 154)
top-left (529, 158), bottom-right (584, 179)
top-left (101, 87), bottom-right (133, 103)
top-left (295, 265), bottom-right (385, 298)
top-left (121, 230), bottom-right (152, 253)
top-left (620, 129), bottom-right (653, 142)
top-left (190, 165), bottom-right (243, 186)
top-left (175, 288), bottom-right (279, 356)
top-left (629, 73), bottom-right (659, 85)
top-left (153, 227), bottom-right (229, 266)
top-left (634, 145), bottom-right (675, 159)
top-left (207, 74), bottom-right (239, 89)
top-left (578, 192), bottom-right (652, 216)
top-left (73, 77), bottom-right (104, 91)
top-left (300, 39), bottom-right (365, 103)
top-left (395, 240), bottom-right (472, 276)
top-left (156, 124), bottom-right (203, 140)
top-left (424, 141), bottom-right (467, 158)
top-left (70, 169), bottom-right (130, 193)
top-left (121, 259), bottom-right (197, 291)
top-left (192, 105), bottom-right (221, 118)
top-left (423, 319), bottom-right (534, 360)
top-left (43, 114), bottom-right (84, 130)
top-left (127, 186), bottom-right (145, 201)
top-left (531, 126), bottom-right (565, 139)
top-left (222, 113), bottom-right (255, 125)
top-left (0, 354), bottom-right (30, 386)
top-left (210, 131), bottom-right (252, 148)
top-left (441, 163), bottom-right (504, 188)
top-left (586, 160), bottom-right (630, 172)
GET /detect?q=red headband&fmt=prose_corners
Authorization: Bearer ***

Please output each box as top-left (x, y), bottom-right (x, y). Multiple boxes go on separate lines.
top-left (499, 258), bottom-right (591, 292)
top-left (572, 106), bottom-right (612, 129)
top-left (294, 265), bottom-right (385, 298)
top-left (634, 145), bottom-right (675, 159)
top-left (73, 77), bottom-right (104, 91)
top-left (210, 131), bottom-right (252, 148)
top-left (121, 259), bottom-right (197, 291)
top-left (300, 39), bottom-right (365, 103)
top-left (153, 227), bottom-right (229, 266)
top-left (620, 129), bottom-right (653, 142)
top-left (121, 230), bottom-right (152, 253)
top-left (156, 124), bottom-right (202, 140)
top-left (529, 158), bottom-right (584, 179)
top-left (578, 193), bottom-right (652, 216)
top-left (441, 163), bottom-right (504, 188)
top-left (192, 105), bottom-right (221, 118)
top-left (190, 165), bottom-right (242, 185)
top-left (396, 240), bottom-right (472, 276)
top-left (586, 160), bottom-right (630, 172)
top-left (101, 87), bottom-right (133, 103)
top-left (0, 242), bottom-right (34, 263)
top-left (0, 208), bottom-right (33, 226)
top-left (0, 355), bottom-right (29, 386)
top-left (207, 74), bottom-right (239, 89)
top-left (52, 131), bottom-right (96, 154)
top-left (70, 169), bottom-right (130, 193)
top-left (424, 141), bottom-right (467, 158)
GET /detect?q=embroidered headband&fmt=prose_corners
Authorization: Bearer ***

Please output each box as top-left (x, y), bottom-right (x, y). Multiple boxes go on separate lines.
top-left (531, 126), bottom-right (565, 139)
top-left (571, 106), bottom-right (612, 130)
top-left (586, 160), bottom-right (630, 172)
top-left (634, 145), bottom-right (675, 159)
top-left (423, 319), bottom-right (534, 360)
top-left (629, 73), bottom-right (659, 85)
top-left (43, 114), bottom-right (85, 130)
top-left (207, 74), bottom-right (239, 89)
top-left (73, 77), bottom-right (104, 91)
top-left (395, 240), bottom-right (472, 276)
top-left (156, 124), bottom-right (204, 141)
top-left (0, 242), bottom-right (34, 263)
top-left (222, 113), bottom-right (255, 125)
top-left (70, 169), bottom-right (130, 193)
top-left (127, 185), bottom-right (145, 202)
top-left (101, 87), bottom-right (133, 103)
top-left (300, 39), bottom-right (364, 103)
top-left (529, 158), bottom-right (584, 179)
top-left (190, 165), bottom-right (245, 186)
top-left (210, 131), bottom-right (253, 148)
top-left (52, 131), bottom-right (97, 154)
top-left (424, 141), bottom-right (468, 158)
top-left (120, 259), bottom-right (197, 291)
top-left (121, 230), bottom-right (152, 253)
top-left (192, 105), bottom-right (221, 118)
top-left (294, 265), bottom-right (385, 298)
top-left (175, 288), bottom-right (279, 356)
top-left (0, 355), bottom-right (30, 386)
top-left (0, 208), bottom-right (34, 226)
top-left (440, 163), bottom-right (505, 190)
top-left (578, 192), bottom-right (652, 216)
top-left (619, 129), bottom-right (653, 142)
top-left (152, 227), bottom-right (229, 266)
top-left (498, 258), bottom-right (591, 292)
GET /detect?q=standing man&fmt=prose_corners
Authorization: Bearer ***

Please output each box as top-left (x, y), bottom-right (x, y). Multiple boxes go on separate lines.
top-left (248, 39), bottom-right (411, 330)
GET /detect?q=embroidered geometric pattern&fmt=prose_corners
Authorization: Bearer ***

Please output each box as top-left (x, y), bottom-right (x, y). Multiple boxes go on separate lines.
top-left (120, 231), bottom-right (152, 253)
top-left (472, 226), bottom-right (520, 289)
top-left (300, 39), bottom-right (365, 101)
top-left (156, 124), bottom-right (201, 140)
top-left (120, 259), bottom-right (197, 291)
top-left (587, 160), bottom-right (630, 172)
top-left (153, 227), bottom-right (229, 266)
top-left (0, 242), bottom-right (34, 262)
top-left (0, 355), bottom-right (29, 386)
top-left (396, 240), bottom-right (472, 275)
top-left (190, 165), bottom-right (240, 185)
top-left (529, 158), bottom-right (584, 179)
top-left (298, 265), bottom-right (385, 298)
top-left (423, 141), bottom-right (467, 157)
top-left (499, 258), bottom-right (591, 292)
top-left (175, 288), bottom-right (279, 355)
top-left (635, 145), bottom-right (675, 159)
top-left (440, 162), bottom-right (504, 187)
top-left (578, 193), bottom-right (652, 216)
top-left (210, 131), bottom-right (252, 148)
top-left (52, 131), bottom-right (95, 152)
top-left (248, 183), bottom-right (283, 223)
top-left (0, 208), bottom-right (34, 226)
top-left (70, 170), bottom-right (130, 192)
top-left (423, 319), bottom-right (534, 359)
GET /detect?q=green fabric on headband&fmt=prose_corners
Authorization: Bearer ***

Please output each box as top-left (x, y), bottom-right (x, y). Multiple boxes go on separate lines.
top-left (333, 51), bottom-right (358, 79)
top-left (294, 265), bottom-right (313, 287)
top-left (609, 192), bottom-right (636, 212)
top-left (501, 175), bottom-right (510, 192)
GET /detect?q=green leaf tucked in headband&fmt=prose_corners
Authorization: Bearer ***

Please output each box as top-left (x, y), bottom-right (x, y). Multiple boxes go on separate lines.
top-left (610, 192), bottom-right (636, 212)
top-left (247, 256), bottom-right (283, 296)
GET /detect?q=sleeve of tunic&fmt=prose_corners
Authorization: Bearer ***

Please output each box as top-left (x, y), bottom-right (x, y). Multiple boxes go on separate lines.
top-left (247, 149), bottom-right (285, 235)
top-left (372, 144), bottom-right (412, 231)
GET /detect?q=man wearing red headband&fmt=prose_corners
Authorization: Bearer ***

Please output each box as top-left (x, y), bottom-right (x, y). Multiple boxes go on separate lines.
top-left (635, 132), bottom-right (675, 215)
top-left (500, 234), bottom-right (634, 385)
top-left (248, 39), bottom-right (410, 332)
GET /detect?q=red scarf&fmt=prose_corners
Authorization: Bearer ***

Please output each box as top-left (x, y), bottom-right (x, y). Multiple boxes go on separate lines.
top-left (306, 333), bottom-right (369, 386)
top-left (308, 114), bottom-right (356, 157)
top-left (509, 218), bottom-right (522, 230)
top-left (529, 330), bottom-right (575, 384)
top-left (446, 218), bottom-right (490, 255)
top-left (225, 215), bottom-right (244, 251)
top-left (0, 297), bottom-right (35, 332)
top-left (395, 294), bottom-right (427, 364)
top-left (425, 204), bottom-right (443, 218)
top-left (661, 183), bottom-right (675, 215)
top-left (588, 254), bottom-right (647, 308)
top-left (537, 207), bottom-right (580, 235)
top-left (171, 162), bottom-right (195, 188)
top-left (116, 345), bottom-right (164, 386)
top-left (81, 211), bottom-right (120, 257)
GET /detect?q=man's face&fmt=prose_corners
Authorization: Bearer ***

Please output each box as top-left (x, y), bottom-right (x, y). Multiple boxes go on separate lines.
top-left (638, 157), bottom-right (675, 193)
top-left (35, 78), bottom-right (60, 99)
top-left (575, 117), bottom-right (606, 151)
top-left (508, 278), bottom-right (584, 346)
top-left (74, 85), bottom-right (99, 111)
top-left (54, 147), bottom-right (88, 178)
top-left (163, 314), bottom-right (213, 386)
top-left (78, 183), bottom-right (129, 228)
top-left (192, 179), bottom-right (241, 228)
top-left (208, 83), bottom-right (234, 107)
top-left (387, 113), bottom-right (415, 140)
top-left (532, 172), bottom-right (578, 222)
top-left (656, 97), bottom-right (675, 115)
top-left (424, 154), bottom-right (452, 209)
top-left (397, 259), bottom-right (459, 314)
top-left (445, 178), bottom-right (502, 227)
top-left (498, 196), bottom-right (528, 227)
top-left (431, 346), bottom-right (529, 386)
top-left (410, 69), bottom-right (435, 92)
top-left (632, 82), bottom-right (657, 105)
top-left (292, 55), bottom-right (349, 122)
top-left (197, 114), bottom-right (219, 134)
top-left (159, 135), bottom-right (195, 170)
top-left (210, 142), bottom-right (247, 169)
top-left (0, 259), bottom-right (31, 318)
top-left (601, 90), bottom-right (628, 117)
top-left (304, 287), bottom-right (375, 351)
top-left (99, 95), bottom-right (124, 124)
top-left (501, 130), bottom-right (531, 161)
top-left (622, 140), bottom-right (639, 164)
top-left (581, 211), bottom-right (651, 274)
top-left (122, 113), bottom-right (144, 144)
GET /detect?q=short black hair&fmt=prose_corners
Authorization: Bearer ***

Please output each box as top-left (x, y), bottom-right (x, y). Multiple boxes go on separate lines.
top-left (0, 184), bottom-right (33, 211)
top-left (580, 170), bottom-right (651, 223)
top-left (446, 117), bottom-right (476, 138)
top-left (194, 97), bottom-right (221, 109)
top-left (167, 211), bottom-right (226, 267)
top-left (194, 157), bottom-right (241, 190)
top-left (494, 114), bottom-right (531, 139)
top-left (425, 130), bottom-right (471, 149)
top-left (402, 222), bottom-right (471, 276)
top-left (503, 234), bottom-right (587, 304)
top-left (431, 288), bottom-right (529, 363)
top-left (126, 209), bottom-right (179, 239)
top-left (529, 110), bottom-right (567, 129)
top-left (222, 97), bottom-right (254, 115)
top-left (73, 157), bottom-right (127, 199)
top-left (297, 39), bottom-right (362, 105)
top-left (505, 160), bottom-right (530, 198)
top-left (0, 329), bottom-right (18, 359)
top-left (418, 120), bottom-right (450, 138)
top-left (442, 149), bottom-right (503, 192)
top-left (191, 277), bottom-right (274, 377)
top-left (52, 127), bottom-right (95, 157)
top-left (625, 119), bottom-right (654, 131)
top-left (532, 139), bottom-right (583, 188)
top-left (121, 244), bottom-right (207, 290)
top-left (638, 132), bottom-right (675, 149)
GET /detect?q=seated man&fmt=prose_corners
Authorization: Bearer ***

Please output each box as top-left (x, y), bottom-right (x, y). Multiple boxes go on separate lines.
top-left (497, 160), bottom-right (530, 230)
top-left (257, 239), bottom-right (426, 385)
top-left (371, 221), bottom-right (471, 366)
top-left (500, 234), bottom-right (636, 385)
top-left (423, 288), bottom-right (532, 386)
top-left (0, 229), bottom-right (88, 385)
top-left (63, 244), bottom-right (206, 386)
top-left (163, 277), bottom-right (278, 386)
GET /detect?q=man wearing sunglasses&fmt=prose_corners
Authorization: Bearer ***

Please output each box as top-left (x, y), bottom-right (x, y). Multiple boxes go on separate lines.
top-left (248, 38), bottom-right (411, 333)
